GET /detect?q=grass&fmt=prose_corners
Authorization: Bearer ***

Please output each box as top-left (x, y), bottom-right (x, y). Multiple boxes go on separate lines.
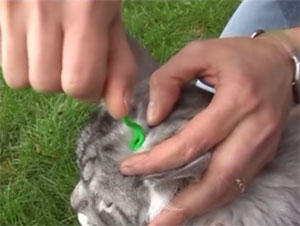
top-left (0, 1), bottom-right (239, 225)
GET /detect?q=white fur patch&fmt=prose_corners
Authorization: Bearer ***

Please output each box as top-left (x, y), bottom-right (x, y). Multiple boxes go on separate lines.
top-left (145, 181), bottom-right (174, 221)
top-left (78, 213), bottom-right (90, 226)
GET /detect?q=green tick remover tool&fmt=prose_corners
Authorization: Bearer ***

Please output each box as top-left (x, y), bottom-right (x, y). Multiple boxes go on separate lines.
top-left (123, 116), bottom-right (145, 152)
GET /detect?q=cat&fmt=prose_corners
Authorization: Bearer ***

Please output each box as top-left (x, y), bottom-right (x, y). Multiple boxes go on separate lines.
top-left (70, 37), bottom-right (300, 226)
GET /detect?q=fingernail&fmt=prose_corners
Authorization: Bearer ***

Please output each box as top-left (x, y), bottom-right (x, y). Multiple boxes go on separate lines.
top-left (124, 90), bottom-right (131, 113)
top-left (147, 101), bottom-right (157, 124)
top-left (120, 165), bottom-right (136, 175)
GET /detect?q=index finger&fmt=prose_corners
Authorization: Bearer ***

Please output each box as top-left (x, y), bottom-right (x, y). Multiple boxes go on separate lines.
top-left (120, 86), bottom-right (247, 175)
top-left (61, 1), bottom-right (119, 101)
top-left (147, 41), bottom-right (209, 125)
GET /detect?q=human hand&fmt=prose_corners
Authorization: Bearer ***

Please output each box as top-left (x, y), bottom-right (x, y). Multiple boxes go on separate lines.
top-left (0, 0), bottom-right (136, 117)
top-left (120, 34), bottom-right (296, 225)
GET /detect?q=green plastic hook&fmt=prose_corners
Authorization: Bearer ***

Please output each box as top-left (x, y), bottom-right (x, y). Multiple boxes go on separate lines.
top-left (123, 116), bottom-right (145, 152)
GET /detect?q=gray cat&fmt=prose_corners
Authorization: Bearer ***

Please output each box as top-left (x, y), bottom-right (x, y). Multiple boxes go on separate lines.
top-left (70, 37), bottom-right (300, 226)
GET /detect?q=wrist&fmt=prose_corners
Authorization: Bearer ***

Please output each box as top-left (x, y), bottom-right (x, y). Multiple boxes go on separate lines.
top-left (282, 27), bottom-right (300, 50)
top-left (252, 28), bottom-right (300, 104)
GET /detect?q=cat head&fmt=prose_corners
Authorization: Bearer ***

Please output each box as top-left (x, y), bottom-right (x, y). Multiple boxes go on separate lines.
top-left (70, 84), bottom-right (213, 226)
top-left (70, 37), bottom-right (213, 226)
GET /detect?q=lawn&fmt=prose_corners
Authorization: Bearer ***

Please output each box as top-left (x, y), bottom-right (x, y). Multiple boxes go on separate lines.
top-left (0, 1), bottom-right (239, 225)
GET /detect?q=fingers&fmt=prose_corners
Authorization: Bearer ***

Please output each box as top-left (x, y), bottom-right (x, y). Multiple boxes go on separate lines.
top-left (27, 2), bottom-right (63, 92)
top-left (1, 0), bottom-right (128, 108)
top-left (61, 1), bottom-right (109, 101)
top-left (147, 41), bottom-right (208, 125)
top-left (0, 1), bottom-right (29, 88)
top-left (121, 85), bottom-right (248, 175)
top-left (149, 112), bottom-right (278, 226)
top-left (104, 18), bottom-right (137, 118)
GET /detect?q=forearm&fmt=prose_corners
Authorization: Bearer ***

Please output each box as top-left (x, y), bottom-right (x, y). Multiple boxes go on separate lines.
top-left (283, 27), bottom-right (300, 50)
top-left (284, 27), bottom-right (300, 104)
top-left (265, 27), bottom-right (300, 104)
top-left (255, 27), bottom-right (300, 55)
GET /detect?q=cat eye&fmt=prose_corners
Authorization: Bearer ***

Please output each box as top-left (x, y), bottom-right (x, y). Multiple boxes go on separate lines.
top-left (106, 202), bottom-right (113, 208)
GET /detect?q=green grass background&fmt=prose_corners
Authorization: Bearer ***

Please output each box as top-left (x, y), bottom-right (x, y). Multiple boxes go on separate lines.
top-left (0, 1), bottom-right (239, 225)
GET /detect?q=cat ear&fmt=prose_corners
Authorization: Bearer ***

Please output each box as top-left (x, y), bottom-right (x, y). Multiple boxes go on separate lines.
top-left (143, 153), bottom-right (211, 184)
top-left (127, 36), bottom-right (159, 82)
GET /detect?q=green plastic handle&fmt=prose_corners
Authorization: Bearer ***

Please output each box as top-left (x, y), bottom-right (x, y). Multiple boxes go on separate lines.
top-left (123, 116), bottom-right (145, 151)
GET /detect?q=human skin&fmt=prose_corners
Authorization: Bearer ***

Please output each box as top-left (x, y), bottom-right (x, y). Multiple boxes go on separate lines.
top-left (0, 0), bottom-right (135, 118)
top-left (120, 27), bottom-right (300, 225)
top-left (1, 2), bottom-right (299, 224)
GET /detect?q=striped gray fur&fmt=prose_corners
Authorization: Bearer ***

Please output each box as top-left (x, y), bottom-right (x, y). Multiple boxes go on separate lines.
top-left (70, 37), bottom-right (300, 226)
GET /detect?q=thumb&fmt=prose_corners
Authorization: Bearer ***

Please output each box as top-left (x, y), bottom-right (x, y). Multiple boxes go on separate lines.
top-left (147, 41), bottom-right (209, 125)
top-left (104, 18), bottom-right (137, 118)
